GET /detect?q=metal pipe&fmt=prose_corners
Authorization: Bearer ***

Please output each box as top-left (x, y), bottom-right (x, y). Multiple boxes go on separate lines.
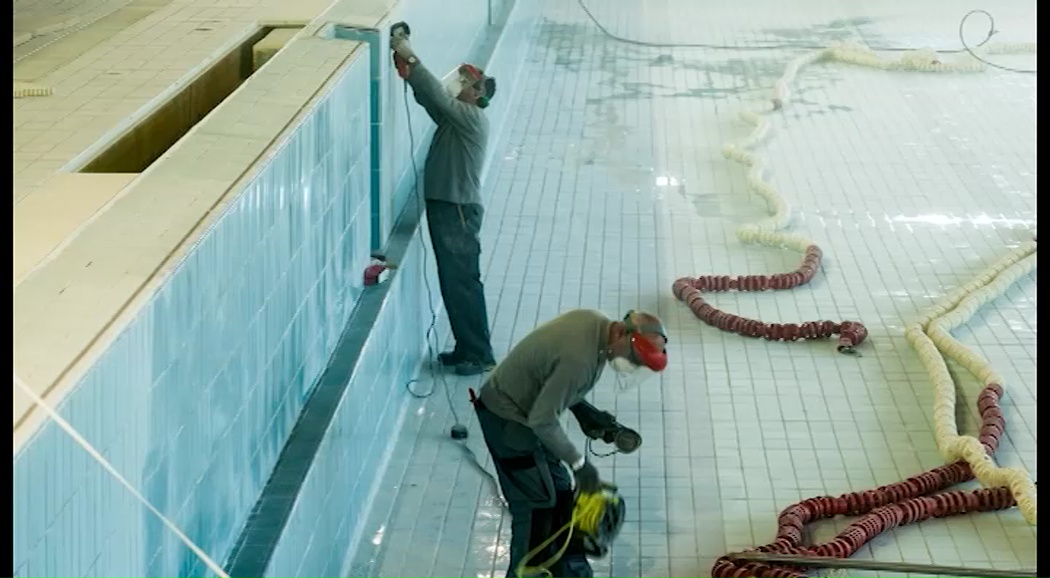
top-left (726, 551), bottom-right (1036, 578)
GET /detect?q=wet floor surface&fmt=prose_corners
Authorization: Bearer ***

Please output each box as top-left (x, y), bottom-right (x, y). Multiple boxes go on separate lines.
top-left (348, 0), bottom-right (1036, 576)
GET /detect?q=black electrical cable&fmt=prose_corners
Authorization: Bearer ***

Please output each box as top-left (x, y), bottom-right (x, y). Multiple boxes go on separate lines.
top-left (398, 71), bottom-right (623, 503)
top-left (395, 77), bottom-right (520, 511)
top-left (576, 1), bottom-right (1034, 73)
top-left (957, 10), bottom-right (1036, 74)
top-left (586, 438), bottom-right (619, 459)
top-left (400, 82), bottom-right (462, 429)
top-left (395, 70), bottom-right (511, 510)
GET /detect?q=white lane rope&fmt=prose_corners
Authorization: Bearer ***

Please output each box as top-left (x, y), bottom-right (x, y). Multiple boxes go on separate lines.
top-left (723, 39), bottom-right (1037, 524)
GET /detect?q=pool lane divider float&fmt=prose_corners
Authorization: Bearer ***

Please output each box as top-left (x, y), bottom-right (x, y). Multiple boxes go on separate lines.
top-left (666, 41), bottom-right (1037, 577)
top-left (908, 240), bottom-right (1037, 525)
top-left (712, 388), bottom-right (1024, 578)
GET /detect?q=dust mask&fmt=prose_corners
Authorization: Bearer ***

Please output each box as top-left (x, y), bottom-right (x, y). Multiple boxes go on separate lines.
top-left (608, 310), bottom-right (670, 393)
top-left (610, 357), bottom-right (653, 393)
top-left (609, 357), bottom-right (638, 375)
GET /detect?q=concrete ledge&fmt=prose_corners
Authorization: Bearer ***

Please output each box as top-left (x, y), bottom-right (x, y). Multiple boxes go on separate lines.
top-left (253, 27), bottom-right (303, 71)
top-left (13, 15), bottom-right (82, 46)
top-left (14, 173), bottom-right (137, 285)
top-left (14, 22), bottom-right (367, 446)
top-left (15, 17), bottom-right (374, 577)
top-left (256, 0), bottom-right (339, 27)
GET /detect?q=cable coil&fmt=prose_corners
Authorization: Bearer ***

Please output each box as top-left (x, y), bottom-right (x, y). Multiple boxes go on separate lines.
top-left (515, 489), bottom-right (625, 578)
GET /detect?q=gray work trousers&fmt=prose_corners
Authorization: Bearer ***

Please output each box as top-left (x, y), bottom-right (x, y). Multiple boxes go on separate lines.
top-left (475, 402), bottom-right (593, 578)
top-left (425, 200), bottom-right (495, 364)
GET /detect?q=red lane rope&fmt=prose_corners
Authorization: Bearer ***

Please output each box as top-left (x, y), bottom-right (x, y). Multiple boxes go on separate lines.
top-left (711, 385), bottom-right (1015, 577)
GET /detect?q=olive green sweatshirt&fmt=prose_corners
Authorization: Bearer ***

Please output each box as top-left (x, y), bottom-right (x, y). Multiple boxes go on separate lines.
top-left (479, 309), bottom-right (612, 467)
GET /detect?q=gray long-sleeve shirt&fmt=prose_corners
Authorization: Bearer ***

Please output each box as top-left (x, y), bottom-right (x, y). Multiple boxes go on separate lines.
top-left (406, 63), bottom-right (489, 206)
top-left (479, 309), bottom-right (612, 467)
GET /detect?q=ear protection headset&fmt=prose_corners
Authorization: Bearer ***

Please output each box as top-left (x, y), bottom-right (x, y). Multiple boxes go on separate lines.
top-left (461, 64), bottom-right (496, 109)
top-left (622, 311), bottom-right (669, 372)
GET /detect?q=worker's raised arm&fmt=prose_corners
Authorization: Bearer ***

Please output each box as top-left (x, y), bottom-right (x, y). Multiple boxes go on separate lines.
top-left (405, 63), bottom-right (484, 134)
top-left (391, 31), bottom-right (484, 133)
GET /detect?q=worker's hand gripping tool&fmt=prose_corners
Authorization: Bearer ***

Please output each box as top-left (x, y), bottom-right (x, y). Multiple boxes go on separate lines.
top-left (390, 21), bottom-right (417, 79)
top-left (569, 401), bottom-right (642, 454)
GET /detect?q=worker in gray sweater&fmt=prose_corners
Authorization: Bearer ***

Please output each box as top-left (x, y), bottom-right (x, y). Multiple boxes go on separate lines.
top-left (473, 309), bottom-right (669, 577)
top-left (392, 32), bottom-right (498, 376)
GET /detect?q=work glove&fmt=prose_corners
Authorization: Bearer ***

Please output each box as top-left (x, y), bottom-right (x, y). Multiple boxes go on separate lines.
top-left (390, 36), bottom-right (416, 61)
top-left (570, 401), bottom-right (616, 441)
top-left (390, 35), bottom-right (417, 80)
top-left (570, 401), bottom-right (642, 453)
top-left (573, 460), bottom-right (602, 494)
top-left (393, 53), bottom-right (412, 80)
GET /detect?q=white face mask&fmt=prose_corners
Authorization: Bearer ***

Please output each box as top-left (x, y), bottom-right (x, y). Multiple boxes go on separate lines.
top-left (609, 356), bottom-right (656, 393)
top-left (609, 357), bottom-right (638, 375)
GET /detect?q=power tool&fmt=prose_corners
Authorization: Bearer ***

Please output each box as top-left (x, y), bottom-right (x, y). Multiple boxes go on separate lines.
top-left (570, 401), bottom-right (642, 454)
top-left (390, 21), bottom-right (418, 78)
top-left (390, 21), bottom-right (412, 52)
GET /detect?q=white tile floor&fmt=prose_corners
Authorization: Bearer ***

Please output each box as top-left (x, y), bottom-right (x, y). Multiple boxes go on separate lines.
top-left (349, 0), bottom-right (1037, 576)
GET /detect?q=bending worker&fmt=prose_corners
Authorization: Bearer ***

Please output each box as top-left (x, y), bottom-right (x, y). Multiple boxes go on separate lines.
top-left (472, 309), bottom-right (669, 577)
top-left (391, 29), bottom-right (498, 376)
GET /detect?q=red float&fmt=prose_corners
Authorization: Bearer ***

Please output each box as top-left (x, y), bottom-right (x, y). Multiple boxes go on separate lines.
top-left (711, 385), bottom-right (1016, 577)
top-left (672, 245), bottom-right (869, 352)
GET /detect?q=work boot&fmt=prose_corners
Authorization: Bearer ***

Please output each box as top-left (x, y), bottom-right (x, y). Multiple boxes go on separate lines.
top-left (437, 350), bottom-right (465, 367)
top-left (454, 359), bottom-right (497, 376)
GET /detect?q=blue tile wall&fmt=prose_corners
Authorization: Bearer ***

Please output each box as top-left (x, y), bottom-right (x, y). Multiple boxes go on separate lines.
top-left (477, 0), bottom-right (542, 178)
top-left (12, 49), bottom-right (374, 577)
top-left (13, 0), bottom-right (540, 574)
top-left (263, 2), bottom-right (540, 577)
top-left (264, 233), bottom-right (435, 578)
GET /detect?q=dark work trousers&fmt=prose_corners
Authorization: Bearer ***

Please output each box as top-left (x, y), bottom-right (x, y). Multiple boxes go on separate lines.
top-left (474, 401), bottom-right (593, 578)
top-left (425, 200), bottom-right (495, 364)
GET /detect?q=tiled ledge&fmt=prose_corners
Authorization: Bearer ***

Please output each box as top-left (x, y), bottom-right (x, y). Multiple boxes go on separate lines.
top-left (14, 173), bottom-right (137, 286)
top-left (13, 0), bottom-right (341, 203)
top-left (12, 0), bottom-right (388, 447)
